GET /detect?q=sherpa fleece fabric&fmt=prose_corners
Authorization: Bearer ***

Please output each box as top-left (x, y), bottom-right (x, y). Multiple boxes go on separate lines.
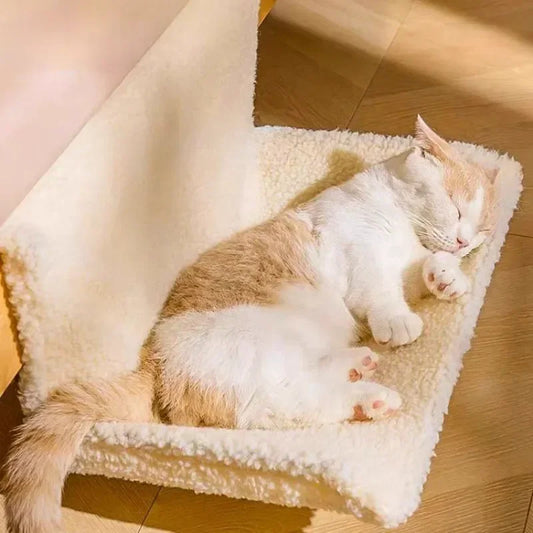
top-left (0, 0), bottom-right (523, 528)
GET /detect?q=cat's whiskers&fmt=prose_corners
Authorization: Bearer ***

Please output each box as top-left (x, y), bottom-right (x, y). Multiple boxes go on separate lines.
top-left (407, 212), bottom-right (456, 251)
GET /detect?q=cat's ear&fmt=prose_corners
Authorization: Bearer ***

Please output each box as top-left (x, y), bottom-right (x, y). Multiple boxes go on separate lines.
top-left (414, 115), bottom-right (453, 161)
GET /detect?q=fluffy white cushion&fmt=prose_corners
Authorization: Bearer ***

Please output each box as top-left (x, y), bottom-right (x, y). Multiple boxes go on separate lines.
top-left (75, 127), bottom-right (522, 527)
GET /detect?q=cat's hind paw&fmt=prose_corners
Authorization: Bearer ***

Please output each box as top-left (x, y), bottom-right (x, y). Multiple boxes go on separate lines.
top-left (319, 347), bottom-right (379, 383)
top-left (349, 385), bottom-right (402, 421)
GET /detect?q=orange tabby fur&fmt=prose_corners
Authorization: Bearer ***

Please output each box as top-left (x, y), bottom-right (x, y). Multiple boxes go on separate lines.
top-left (160, 210), bottom-right (316, 318)
top-left (153, 210), bottom-right (317, 426)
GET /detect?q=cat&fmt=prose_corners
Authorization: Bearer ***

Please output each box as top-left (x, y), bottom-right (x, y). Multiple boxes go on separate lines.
top-left (2, 116), bottom-right (497, 532)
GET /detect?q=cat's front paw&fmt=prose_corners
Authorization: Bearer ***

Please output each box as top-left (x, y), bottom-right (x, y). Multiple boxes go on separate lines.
top-left (368, 310), bottom-right (423, 348)
top-left (424, 251), bottom-right (471, 300)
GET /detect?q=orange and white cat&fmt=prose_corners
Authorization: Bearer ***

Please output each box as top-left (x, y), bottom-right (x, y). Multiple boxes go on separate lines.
top-left (3, 117), bottom-right (497, 532)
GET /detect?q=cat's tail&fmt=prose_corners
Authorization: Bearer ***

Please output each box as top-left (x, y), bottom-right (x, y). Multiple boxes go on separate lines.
top-left (2, 360), bottom-right (156, 533)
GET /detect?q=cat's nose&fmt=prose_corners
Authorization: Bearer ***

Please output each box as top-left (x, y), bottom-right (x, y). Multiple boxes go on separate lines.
top-left (456, 237), bottom-right (469, 248)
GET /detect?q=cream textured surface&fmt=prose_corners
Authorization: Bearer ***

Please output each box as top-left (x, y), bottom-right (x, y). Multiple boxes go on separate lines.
top-left (0, 0), bottom-right (262, 414)
top-left (0, 0), bottom-right (523, 528)
top-left (75, 128), bottom-right (522, 528)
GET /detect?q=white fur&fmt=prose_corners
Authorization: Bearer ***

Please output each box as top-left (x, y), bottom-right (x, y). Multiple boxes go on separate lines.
top-left (305, 157), bottom-right (432, 341)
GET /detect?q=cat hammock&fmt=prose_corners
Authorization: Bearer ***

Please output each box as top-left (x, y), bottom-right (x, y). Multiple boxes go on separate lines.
top-left (0, 0), bottom-right (522, 528)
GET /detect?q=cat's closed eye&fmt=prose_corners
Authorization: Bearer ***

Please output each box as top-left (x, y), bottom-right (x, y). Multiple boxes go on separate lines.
top-left (452, 203), bottom-right (461, 220)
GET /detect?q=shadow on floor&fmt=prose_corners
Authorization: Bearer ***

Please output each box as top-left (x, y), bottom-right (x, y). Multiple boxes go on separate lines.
top-left (63, 475), bottom-right (315, 532)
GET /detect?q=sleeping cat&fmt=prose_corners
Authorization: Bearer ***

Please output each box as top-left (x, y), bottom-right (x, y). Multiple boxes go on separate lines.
top-left (3, 117), bottom-right (497, 532)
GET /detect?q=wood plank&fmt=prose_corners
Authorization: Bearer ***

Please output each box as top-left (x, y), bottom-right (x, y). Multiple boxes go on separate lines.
top-left (259, 0), bottom-right (277, 25)
top-left (140, 488), bottom-right (314, 533)
top-left (60, 476), bottom-right (159, 533)
top-left (0, 272), bottom-right (20, 396)
top-left (254, 0), bottom-right (412, 129)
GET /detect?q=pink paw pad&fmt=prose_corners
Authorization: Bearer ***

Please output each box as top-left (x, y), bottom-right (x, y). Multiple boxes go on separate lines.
top-left (372, 400), bottom-right (385, 409)
top-left (348, 369), bottom-right (362, 382)
top-left (350, 405), bottom-right (370, 422)
top-left (437, 282), bottom-right (448, 291)
top-left (361, 353), bottom-right (377, 372)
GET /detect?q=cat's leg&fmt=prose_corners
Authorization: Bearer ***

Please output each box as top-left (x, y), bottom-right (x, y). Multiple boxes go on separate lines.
top-left (345, 243), bottom-right (426, 347)
top-left (423, 251), bottom-right (471, 300)
top-left (240, 291), bottom-right (398, 427)
top-left (155, 291), bottom-right (399, 429)
top-left (361, 278), bottom-right (423, 348)
top-left (244, 366), bottom-right (402, 428)
top-left (295, 380), bottom-right (402, 424)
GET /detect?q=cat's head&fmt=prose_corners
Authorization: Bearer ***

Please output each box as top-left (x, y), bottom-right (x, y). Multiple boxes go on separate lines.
top-left (400, 116), bottom-right (497, 257)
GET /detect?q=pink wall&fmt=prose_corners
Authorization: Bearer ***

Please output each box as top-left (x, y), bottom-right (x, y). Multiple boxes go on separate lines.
top-left (0, 0), bottom-right (187, 225)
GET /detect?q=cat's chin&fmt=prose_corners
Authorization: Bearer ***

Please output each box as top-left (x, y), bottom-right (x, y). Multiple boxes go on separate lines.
top-left (454, 245), bottom-right (478, 258)
top-left (453, 246), bottom-right (471, 258)
top-left (421, 242), bottom-right (455, 255)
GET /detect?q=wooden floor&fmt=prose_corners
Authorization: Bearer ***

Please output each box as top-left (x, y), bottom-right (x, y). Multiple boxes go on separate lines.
top-left (1, 0), bottom-right (532, 531)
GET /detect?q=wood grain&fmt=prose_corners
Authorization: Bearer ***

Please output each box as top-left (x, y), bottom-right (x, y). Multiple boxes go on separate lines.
top-left (254, 0), bottom-right (412, 129)
top-left (141, 488), bottom-right (313, 533)
top-left (525, 493), bottom-right (533, 533)
top-left (259, 0), bottom-right (277, 25)
top-left (60, 476), bottom-right (159, 533)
